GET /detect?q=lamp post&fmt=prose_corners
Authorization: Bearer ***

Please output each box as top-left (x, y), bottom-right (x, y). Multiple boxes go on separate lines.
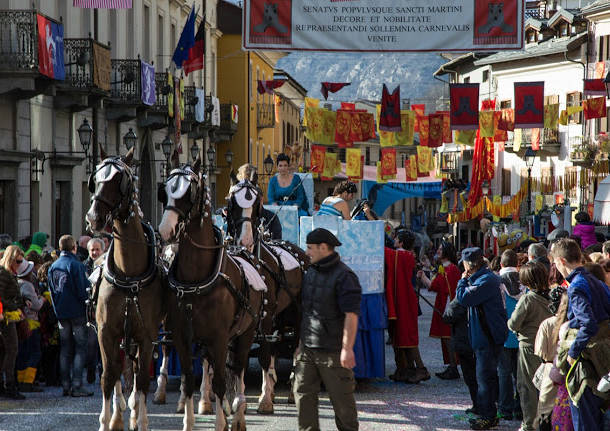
top-left (160, 135), bottom-right (172, 180)
top-left (263, 154), bottom-right (274, 176)
top-left (123, 128), bottom-right (137, 152)
top-left (190, 141), bottom-right (200, 162)
top-left (224, 149), bottom-right (234, 167)
top-left (525, 147), bottom-right (537, 214)
top-left (78, 118), bottom-right (93, 157)
top-left (207, 145), bottom-right (216, 169)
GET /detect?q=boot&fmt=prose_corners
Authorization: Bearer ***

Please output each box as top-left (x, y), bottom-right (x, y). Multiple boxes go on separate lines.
top-left (4, 383), bottom-right (25, 400)
top-left (406, 367), bottom-right (430, 384)
top-left (435, 365), bottom-right (460, 380)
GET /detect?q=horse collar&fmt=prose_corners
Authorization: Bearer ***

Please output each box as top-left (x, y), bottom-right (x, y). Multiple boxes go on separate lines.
top-left (103, 221), bottom-right (158, 293)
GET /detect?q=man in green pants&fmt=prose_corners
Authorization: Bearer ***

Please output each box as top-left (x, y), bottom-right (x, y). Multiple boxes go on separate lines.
top-left (294, 228), bottom-right (361, 431)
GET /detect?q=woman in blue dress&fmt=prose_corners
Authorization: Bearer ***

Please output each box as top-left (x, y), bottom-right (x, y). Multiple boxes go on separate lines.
top-left (317, 180), bottom-right (375, 220)
top-left (266, 153), bottom-right (309, 217)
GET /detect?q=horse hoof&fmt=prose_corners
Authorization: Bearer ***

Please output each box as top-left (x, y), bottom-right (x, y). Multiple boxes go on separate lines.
top-left (256, 400), bottom-right (274, 415)
top-left (152, 395), bottom-right (166, 405)
top-left (198, 400), bottom-right (213, 415)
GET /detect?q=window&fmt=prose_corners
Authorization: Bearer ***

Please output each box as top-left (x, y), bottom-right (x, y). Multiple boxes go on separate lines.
top-left (482, 70), bottom-right (489, 82)
top-left (598, 35), bottom-right (610, 61)
top-left (157, 14), bottom-right (164, 69)
top-left (560, 23), bottom-right (568, 37)
top-left (500, 100), bottom-right (511, 109)
top-left (81, 8), bottom-right (91, 37)
top-left (128, 7), bottom-right (135, 57)
top-left (144, 5), bottom-right (151, 61)
top-left (0, 181), bottom-right (15, 238)
top-left (109, 10), bottom-right (117, 56)
top-left (463, 76), bottom-right (470, 83)
top-left (170, 22), bottom-right (176, 61)
top-left (502, 168), bottom-right (511, 196)
top-left (527, 30), bottom-right (536, 43)
top-left (566, 92), bottom-right (582, 124)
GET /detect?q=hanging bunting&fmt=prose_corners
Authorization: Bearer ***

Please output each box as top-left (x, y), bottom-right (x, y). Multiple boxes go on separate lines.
top-left (481, 99), bottom-right (496, 111)
top-left (320, 109), bottom-right (337, 146)
top-left (583, 96), bottom-right (607, 120)
top-left (167, 72), bottom-right (174, 118)
top-left (360, 112), bottom-right (376, 140)
top-left (440, 191), bottom-right (449, 213)
top-left (498, 108), bottom-right (515, 131)
top-left (428, 113), bottom-right (443, 147)
top-left (513, 128), bottom-right (522, 151)
top-left (303, 97), bottom-right (319, 126)
top-left (320, 82), bottom-right (350, 100)
top-left (419, 115), bottom-right (430, 146)
top-left (335, 109), bottom-right (352, 147)
top-left (405, 156), bottom-right (417, 181)
top-left (584, 79), bottom-right (607, 96)
top-left (450, 83), bottom-right (480, 130)
top-left (531, 128), bottom-right (541, 150)
top-left (514, 81), bottom-right (544, 128)
top-left (479, 110), bottom-right (495, 138)
top-left (380, 148), bottom-right (397, 177)
top-left (380, 84), bottom-right (401, 131)
top-left (322, 151), bottom-right (338, 179)
top-left (559, 109), bottom-right (569, 126)
top-left (493, 111), bottom-right (508, 142)
top-left (544, 104), bottom-right (559, 129)
top-left (349, 111), bottom-right (364, 142)
top-left (455, 129), bottom-right (476, 146)
top-left (140, 60), bottom-right (155, 106)
top-left (257, 79), bottom-right (286, 95)
top-left (310, 144), bottom-right (326, 175)
top-left (376, 161), bottom-right (387, 184)
top-left (412, 104), bottom-right (425, 132)
top-left (493, 195), bottom-right (502, 222)
top-left (437, 111), bottom-right (452, 143)
top-left (341, 102), bottom-right (356, 110)
top-left (377, 105), bottom-right (397, 147)
top-left (396, 111), bottom-right (415, 146)
top-left (346, 148), bottom-right (361, 177)
top-left (417, 146), bottom-right (433, 173)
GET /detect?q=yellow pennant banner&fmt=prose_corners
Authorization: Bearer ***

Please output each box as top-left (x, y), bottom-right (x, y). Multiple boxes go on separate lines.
top-left (346, 148), bottom-right (361, 177)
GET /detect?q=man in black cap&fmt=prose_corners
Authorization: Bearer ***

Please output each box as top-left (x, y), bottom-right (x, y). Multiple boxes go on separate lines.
top-left (294, 228), bottom-right (361, 431)
top-left (456, 247), bottom-right (508, 430)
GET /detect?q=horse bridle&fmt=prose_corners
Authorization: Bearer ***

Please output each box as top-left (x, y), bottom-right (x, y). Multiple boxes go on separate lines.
top-left (88, 157), bottom-right (137, 226)
top-left (226, 180), bottom-right (262, 242)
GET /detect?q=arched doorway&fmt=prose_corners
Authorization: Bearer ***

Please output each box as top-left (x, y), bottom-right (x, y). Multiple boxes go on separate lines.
top-left (139, 131), bottom-right (154, 224)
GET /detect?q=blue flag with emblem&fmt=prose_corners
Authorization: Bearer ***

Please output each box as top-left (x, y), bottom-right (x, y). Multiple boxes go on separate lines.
top-left (172, 5), bottom-right (196, 69)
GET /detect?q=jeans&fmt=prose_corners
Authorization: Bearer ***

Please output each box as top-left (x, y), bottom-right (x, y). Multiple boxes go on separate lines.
top-left (58, 315), bottom-right (88, 390)
top-left (457, 351), bottom-right (478, 409)
top-left (497, 347), bottom-right (520, 415)
top-left (474, 344), bottom-right (502, 420)
top-left (569, 386), bottom-right (605, 431)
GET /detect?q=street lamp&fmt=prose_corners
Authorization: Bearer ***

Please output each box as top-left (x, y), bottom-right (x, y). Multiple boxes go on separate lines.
top-left (481, 180), bottom-right (490, 196)
top-left (207, 145), bottom-right (216, 168)
top-left (161, 135), bottom-right (173, 160)
top-left (263, 154), bottom-right (274, 175)
top-left (525, 147), bottom-right (537, 214)
top-left (224, 149), bottom-right (234, 166)
top-left (77, 118), bottom-right (93, 157)
top-left (123, 128), bottom-right (137, 151)
top-left (190, 141), bottom-right (200, 162)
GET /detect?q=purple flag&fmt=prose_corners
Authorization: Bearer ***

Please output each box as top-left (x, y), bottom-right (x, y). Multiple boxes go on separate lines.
top-left (141, 60), bottom-right (156, 106)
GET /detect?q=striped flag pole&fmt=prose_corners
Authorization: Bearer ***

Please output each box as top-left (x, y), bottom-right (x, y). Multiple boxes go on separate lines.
top-left (73, 0), bottom-right (132, 8)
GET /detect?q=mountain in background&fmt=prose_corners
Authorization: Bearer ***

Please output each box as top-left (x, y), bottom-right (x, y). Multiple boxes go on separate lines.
top-left (276, 52), bottom-right (448, 108)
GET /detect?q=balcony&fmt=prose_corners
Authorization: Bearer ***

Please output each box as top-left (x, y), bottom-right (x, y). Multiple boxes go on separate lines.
top-left (106, 58), bottom-right (142, 122)
top-left (215, 103), bottom-right (238, 142)
top-left (0, 10), bottom-right (55, 98)
top-left (506, 128), bottom-right (561, 156)
top-left (137, 71), bottom-right (170, 130)
top-left (55, 38), bottom-right (111, 111)
top-left (257, 103), bottom-right (275, 128)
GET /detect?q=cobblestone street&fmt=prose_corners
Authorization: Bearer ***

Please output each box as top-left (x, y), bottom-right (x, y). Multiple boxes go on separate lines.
top-left (0, 290), bottom-right (521, 430)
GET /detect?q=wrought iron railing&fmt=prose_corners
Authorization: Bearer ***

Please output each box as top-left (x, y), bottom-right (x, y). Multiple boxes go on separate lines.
top-left (110, 59), bottom-right (141, 104)
top-left (0, 10), bottom-right (38, 73)
top-left (525, 9), bottom-right (545, 20)
top-left (183, 85), bottom-right (197, 123)
top-left (257, 103), bottom-right (275, 128)
top-left (150, 71), bottom-right (170, 113)
top-left (62, 38), bottom-right (110, 91)
top-left (220, 103), bottom-right (237, 133)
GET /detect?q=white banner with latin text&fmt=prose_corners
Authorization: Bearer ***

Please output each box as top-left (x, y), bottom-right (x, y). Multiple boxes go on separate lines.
top-left (243, 0), bottom-right (524, 52)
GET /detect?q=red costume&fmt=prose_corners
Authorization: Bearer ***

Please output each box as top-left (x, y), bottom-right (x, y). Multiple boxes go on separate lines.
top-left (384, 247), bottom-right (418, 348)
top-left (428, 263), bottom-right (460, 339)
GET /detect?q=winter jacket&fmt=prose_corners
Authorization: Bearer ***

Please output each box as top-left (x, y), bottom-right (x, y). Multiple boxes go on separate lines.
top-left (499, 267), bottom-right (521, 296)
top-left (457, 265), bottom-right (508, 350)
top-left (564, 266), bottom-right (610, 359)
top-left (572, 222), bottom-right (597, 251)
top-left (442, 297), bottom-right (472, 354)
top-left (47, 251), bottom-right (90, 320)
top-left (508, 290), bottom-right (553, 346)
top-left (0, 267), bottom-right (23, 312)
top-left (19, 279), bottom-right (44, 321)
top-left (499, 267), bottom-right (523, 348)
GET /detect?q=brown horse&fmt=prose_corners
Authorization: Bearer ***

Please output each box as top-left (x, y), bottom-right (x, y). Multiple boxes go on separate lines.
top-left (158, 159), bottom-right (264, 431)
top-left (225, 169), bottom-right (309, 414)
top-left (86, 147), bottom-right (166, 431)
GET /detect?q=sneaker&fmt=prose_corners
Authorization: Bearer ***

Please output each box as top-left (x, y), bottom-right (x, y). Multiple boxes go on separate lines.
top-left (435, 366), bottom-right (460, 380)
top-left (469, 417), bottom-right (499, 430)
top-left (71, 387), bottom-right (93, 397)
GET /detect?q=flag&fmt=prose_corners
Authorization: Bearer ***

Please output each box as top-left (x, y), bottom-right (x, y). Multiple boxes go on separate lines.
top-left (179, 78), bottom-right (185, 120)
top-left (172, 5), bottom-right (196, 69)
top-left (346, 148), bottom-right (361, 177)
top-left (396, 111), bottom-right (415, 146)
top-left (380, 148), bottom-right (397, 177)
top-left (412, 104), bottom-right (425, 132)
top-left (479, 110), bottom-right (495, 138)
top-left (417, 146), bottom-right (432, 173)
top-left (231, 105), bottom-right (238, 123)
top-left (140, 60), bottom-right (155, 106)
top-left (428, 113), bottom-right (443, 147)
top-left (498, 108), bottom-right (514, 131)
top-left (493, 111), bottom-right (508, 142)
top-left (305, 107), bottom-right (322, 142)
top-left (514, 82), bottom-right (544, 128)
top-left (37, 14), bottom-right (65, 80)
top-left (559, 109), bottom-right (569, 125)
top-left (360, 112), bottom-right (376, 140)
top-left (211, 96), bottom-right (220, 126)
top-left (195, 88), bottom-right (205, 122)
top-left (377, 105), bottom-right (396, 147)
top-left (455, 129), bottom-right (476, 146)
top-left (321, 82), bottom-right (350, 100)
top-left (183, 18), bottom-right (205, 76)
top-left (380, 84), bottom-right (401, 131)
top-left (335, 109), bottom-right (352, 147)
top-left (376, 162), bottom-right (387, 184)
top-left (437, 111), bottom-right (452, 143)
top-left (310, 145), bottom-right (326, 175)
top-left (595, 61), bottom-right (606, 79)
top-left (320, 109), bottom-right (337, 146)
top-left (73, 0), bottom-right (132, 7)
top-left (341, 102), bottom-right (356, 110)
top-left (407, 155), bottom-right (418, 181)
top-left (175, 77), bottom-right (182, 153)
top-left (303, 97), bottom-right (318, 126)
top-left (450, 84), bottom-right (479, 130)
top-left (583, 96), bottom-right (607, 120)
top-left (257, 79), bottom-right (286, 95)
top-left (531, 128), bottom-right (541, 150)
top-left (513, 128), bottom-right (522, 151)
top-left (584, 79), bottom-right (607, 96)
top-left (167, 72), bottom-right (174, 118)
top-left (418, 116), bottom-right (429, 146)
top-left (544, 104), bottom-right (559, 129)
top-left (349, 110), bottom-right (363, 143)
top-left (322, 152), bottom-right (337, 179)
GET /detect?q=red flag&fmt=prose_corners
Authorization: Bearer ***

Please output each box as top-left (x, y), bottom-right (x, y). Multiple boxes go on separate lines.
top-left (494, 112), bottom-right (508, 142)
top-left (583, 97), bottom-right (607, 120)
top-left (321, 82), bottom-right (350, 100)
top-left (341, 102), bottom-right (356, 110)
top-left (450, 83), bottom-right (479, 130)
top-left (412, 104), bottom-right (425, 132)
top-left (335, 109), bottom-right (352, 148)
top-left (380, 148), bottom-right (397, 177)
top-left (380, 84), bottom-right (401, 131)
top-left (497, 108), bottom-right (515, 131)
top-left (428, 113), bottom-right (443, 147)
top-left (257, 80), bottom-right (286, 95)
top-left (514, 82), bottom-right (544, 128)
top-left (310, 145), bottom-right (326, 174)
top-left (418, 116), bottom-right (429, 147)
top-left (183, 19), bottom-right (204, 76)
top-left (584, 79), bottom-right (607, 96)
top-left (436, 111), bottom-right (452, 143)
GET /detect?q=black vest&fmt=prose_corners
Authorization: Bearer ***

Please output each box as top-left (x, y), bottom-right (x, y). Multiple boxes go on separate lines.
top-left (301, 253), bottom-right (354, 351)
